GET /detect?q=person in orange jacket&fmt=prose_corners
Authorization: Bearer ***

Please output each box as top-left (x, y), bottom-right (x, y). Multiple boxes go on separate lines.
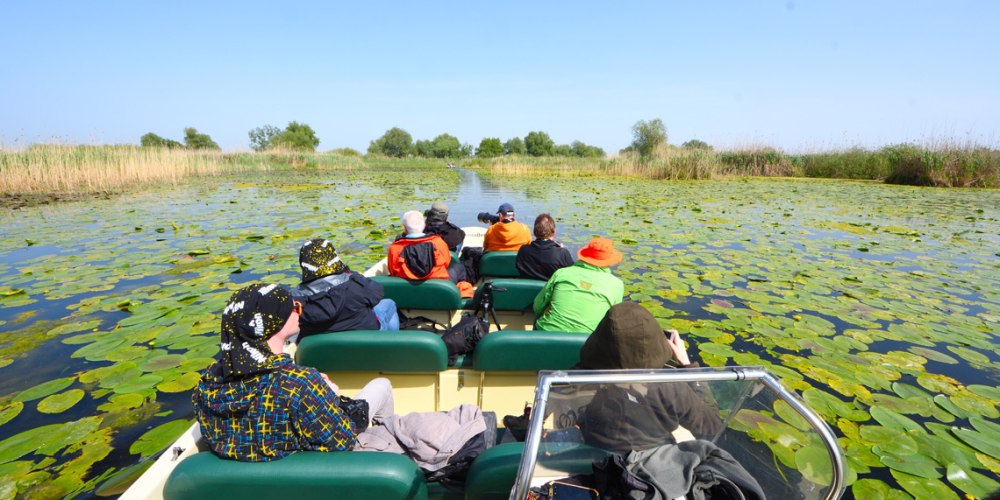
top-left (482, 202), bottom-right (531, 252)
top-left (387, 210), bottom-right (452, 280)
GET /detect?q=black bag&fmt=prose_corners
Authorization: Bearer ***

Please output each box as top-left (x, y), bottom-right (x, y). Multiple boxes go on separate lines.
top-left (337, 395), bottom-right (370, 432)
top-left (397, 311), bottom-right (447, 333)
top-left (439, 312), bottom-right (490, 364)
top-left (423, 411), bottom-right (496, 491)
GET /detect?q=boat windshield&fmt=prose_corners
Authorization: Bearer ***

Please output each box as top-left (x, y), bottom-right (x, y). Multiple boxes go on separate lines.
top-left (511, 367), bottom-right (846, 500)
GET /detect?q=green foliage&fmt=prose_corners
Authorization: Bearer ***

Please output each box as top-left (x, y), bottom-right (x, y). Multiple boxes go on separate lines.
top-left (682, 139), bottom-right (712, 151)
top-left (525, 131), bottom-right (554, 156)
top-left (248, 125), bottom-right (281, 152)
top-left (504, 137), bottom-right (526, 155)
top-left (718, 148), bottom-right (792, 176)
top-left (552, 144), bottom-right (572, 156)
top-left (329, 147), bottom-right (361, 157)
top-left (139, 133), bottom-right (182, 149)
top-left (429, 133), bottom-right (463, 158)
top-left (630, 118), bottom-right (667, 157)
top-left (273, 122), bottom-right (320, 152)
top-left (183, 128), bottom-right (220, 150)
top-left (367, 127), bottom-right (413, 157)
top-left (882, 144), bottom-right (998, 187)
top-left (414, 139), bottom-right (432, 157)
top-left (570, 140), bottom-right (605, 158)
top-left (797, 148), bottom-right (889, 180)
top-left (476, 138), bottom-right (504, 158)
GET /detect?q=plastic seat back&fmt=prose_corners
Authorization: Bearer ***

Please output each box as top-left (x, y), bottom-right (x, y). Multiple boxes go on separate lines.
top-left (479, 251), bottom-right (519, 278)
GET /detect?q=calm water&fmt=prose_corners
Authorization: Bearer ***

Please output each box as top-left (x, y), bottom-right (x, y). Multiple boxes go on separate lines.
top-left (0, 168), bottom-right (997, 498)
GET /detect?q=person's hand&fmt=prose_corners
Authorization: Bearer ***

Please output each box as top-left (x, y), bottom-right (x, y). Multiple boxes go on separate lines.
top-left (665, 329), bottom-right (691, 366)
top-left (320, 372), bottom-right (339, 393)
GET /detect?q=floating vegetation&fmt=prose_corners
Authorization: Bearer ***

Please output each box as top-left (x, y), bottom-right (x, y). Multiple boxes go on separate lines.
top-left (1, 170), bottom-right (998, 497)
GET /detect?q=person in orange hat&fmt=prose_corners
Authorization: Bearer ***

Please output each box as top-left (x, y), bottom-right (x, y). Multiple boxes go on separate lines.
top-left (532, 237), bottom-right (625, 332)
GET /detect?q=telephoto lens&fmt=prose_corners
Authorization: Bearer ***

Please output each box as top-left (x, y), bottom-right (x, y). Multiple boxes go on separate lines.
top-left (477, 212), bottom-right (499, 224)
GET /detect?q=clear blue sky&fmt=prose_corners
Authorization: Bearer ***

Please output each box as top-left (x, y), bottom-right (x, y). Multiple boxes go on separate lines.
top-left (2, 1), bottom-right (997, 153)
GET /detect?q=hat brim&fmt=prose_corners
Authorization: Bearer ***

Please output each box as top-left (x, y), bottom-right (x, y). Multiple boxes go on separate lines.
top-left (578, 249), bottom-right (623, 267)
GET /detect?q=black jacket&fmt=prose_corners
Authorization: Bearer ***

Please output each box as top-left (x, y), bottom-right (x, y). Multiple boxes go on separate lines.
top-left (426, 220), bottom-right (465, 252)
top-left (289, 273), bottom-right (383, 339)
top-left (515, 239), bottom-right (574, 280)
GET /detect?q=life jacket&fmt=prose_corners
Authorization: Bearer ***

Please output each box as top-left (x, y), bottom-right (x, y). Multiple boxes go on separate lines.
top-left (388, 234), bottom-right (451, 280)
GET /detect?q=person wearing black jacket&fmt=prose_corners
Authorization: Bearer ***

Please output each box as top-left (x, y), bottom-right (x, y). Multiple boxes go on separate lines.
top-left (425, 201), bottom-right (465, 252)
top-left (289, 239), bottom-right (399, 341)
top-left (515, 213), bottom-right (574, 280)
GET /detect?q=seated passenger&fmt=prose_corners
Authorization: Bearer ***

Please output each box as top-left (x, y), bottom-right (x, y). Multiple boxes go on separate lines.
top-left (515, 213), bottom-right (574, 280)
top-left (388, 210), bottom-right (453, 281)
top-left (533, 237), bottom-right (624, 333)
top-left (193, 283), bottom-right (395, 462)
top-left (424, 201), bottom-right (465, 252)
top-left (482, 202), bottom-right (531, 252)
top-left (290, 239), bottom-right (399, 341)
top-left (577, 302), bottom-right (724, 453)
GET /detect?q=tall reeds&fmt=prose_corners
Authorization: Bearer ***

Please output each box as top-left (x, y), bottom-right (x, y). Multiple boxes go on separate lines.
top-left (0, 145), bottom-right (262, 196)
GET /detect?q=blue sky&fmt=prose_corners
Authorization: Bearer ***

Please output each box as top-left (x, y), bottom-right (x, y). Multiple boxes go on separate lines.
top-left (1, 1), bottom-right (997, 153)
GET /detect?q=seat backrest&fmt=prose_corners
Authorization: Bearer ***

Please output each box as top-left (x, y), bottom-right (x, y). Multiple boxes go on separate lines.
top-left (164, 451), bottom-right (428, 500)
top-left (479, 251), bottom-right (519, 278)
top-left (295, 330), bottom-right (449, 372)
top-left (473, 330), bottom-right (586, 371)
top-left (487, 279), bottom-right (545, 311)
top-left (370, 275), bottom-right (465, 310)
top-left (465, 442), bottom-right (610, 500)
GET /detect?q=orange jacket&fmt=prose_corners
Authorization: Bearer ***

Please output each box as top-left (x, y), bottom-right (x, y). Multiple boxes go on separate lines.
top-left (483, 221), bottom-right (531, 252)
top-left (387, 234), bottom-right (452, 280)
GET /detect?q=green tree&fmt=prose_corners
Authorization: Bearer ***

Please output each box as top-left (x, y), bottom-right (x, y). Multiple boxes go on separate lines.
top-left (682, 139), bottom-right (712, 151)
top-left (630, 119), bottom-right (667, 157)
top-left (140, 132), bottom-right (182, 148)
top-left (477, 138), bottom-right (504, 158)
top-left (525, 131), bottom-right (554, 156)
top-left (183, 128), bottom-right (220, 150)
top-left (552, 144), bottom-right (572, 156)
top-left (367, 127), bottom-right (413, 157)
top-left (248, 125), bottom-right (281, 152)
top-left (414, 139), bottom-right (433, 157)
top-left (331, 147), bottom-right (361, 157)
top-left (504, 137), bottom-right (526, 155)
top-left (430, 133), bottom-right (463, 158)
top-left (273, 121), bottom-right (320, 152)
top-left (571, 140), bottom-right (605, 158)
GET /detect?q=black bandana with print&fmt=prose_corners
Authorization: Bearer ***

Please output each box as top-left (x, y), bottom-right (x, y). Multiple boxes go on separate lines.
top-left (299, 239), bottom-right (348, 283)
top-left (219, 283), bottom-right (293, 381)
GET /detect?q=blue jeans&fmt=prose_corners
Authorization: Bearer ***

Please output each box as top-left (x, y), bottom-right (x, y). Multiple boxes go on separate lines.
top-left (373, 299), bottom-right (399, 331)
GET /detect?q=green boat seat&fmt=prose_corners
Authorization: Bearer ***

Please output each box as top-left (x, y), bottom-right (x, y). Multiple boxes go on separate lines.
top-left (479, 251), bottom-right (519, 278)
top-left (486, 279), bottom-right (544, 312)
top-left (370, 275), bottom-right (467, 310)
top-left (473, 330), bottom-right (587, 371)
top-left (465, 442), bottom-right (610, 500)
top-left (163, 451), bottom-right (428, 500)
top-left (295, 330), bottom-right (449, 372)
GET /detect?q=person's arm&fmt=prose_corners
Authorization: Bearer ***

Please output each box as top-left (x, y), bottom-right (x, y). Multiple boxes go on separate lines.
top-left (533, 278), bottom-right (555, 315)
top-left (294, 370), bottom-right (357, 451)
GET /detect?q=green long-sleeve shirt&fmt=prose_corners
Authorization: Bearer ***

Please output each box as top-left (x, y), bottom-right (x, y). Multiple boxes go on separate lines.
top-left (533, 261), bottom-right (624, 333)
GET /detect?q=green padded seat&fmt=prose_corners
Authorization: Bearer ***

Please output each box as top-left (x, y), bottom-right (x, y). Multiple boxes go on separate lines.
top-left (370, 275), bottom-right (466, 310)
top-left (465, 442), bottom-right (610, 500)
top-left (164, 451), bottom-right (428, 500)
top-left (479, 251), bottom-right (519, 278)
top-left (473, 331), bottom-right (586, 371)
top-left (487, 279), bottom-right (544, 311)
top-left (295, 330), bottom-right (448, 372)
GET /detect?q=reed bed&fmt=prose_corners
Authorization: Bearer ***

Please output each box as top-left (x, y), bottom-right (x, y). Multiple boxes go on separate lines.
top-left (0, 145), bottom-right (265, 196)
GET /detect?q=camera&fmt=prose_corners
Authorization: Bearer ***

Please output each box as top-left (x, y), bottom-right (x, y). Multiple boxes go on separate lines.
top-left (477, 212), bottom-right (500, 224)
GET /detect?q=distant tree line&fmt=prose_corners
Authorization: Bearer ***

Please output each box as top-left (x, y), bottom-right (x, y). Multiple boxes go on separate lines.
top-left (140, 128), bottom-right (220, 150)
top-left (365, 128), bottom-right (607, 159)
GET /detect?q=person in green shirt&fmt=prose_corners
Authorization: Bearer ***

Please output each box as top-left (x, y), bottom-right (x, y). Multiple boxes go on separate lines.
top-left (533, 237), bottom-right (625, 332)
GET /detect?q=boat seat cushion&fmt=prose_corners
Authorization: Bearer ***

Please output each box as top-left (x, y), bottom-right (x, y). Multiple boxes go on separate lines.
top-left (370, 275), bottom-right (467, 310)
top-left (479, 251), bottom-right (519, 278)
top-left (486, 279), bottom-right (544, 311)
top-left (474, 331), bottom-right (586, 371)
top-left (295, 330), bottom-right (449, 372)
top-left (465, 442), bottom-right (610, 500)
top-left (163, 450), bottom-right (428, 500)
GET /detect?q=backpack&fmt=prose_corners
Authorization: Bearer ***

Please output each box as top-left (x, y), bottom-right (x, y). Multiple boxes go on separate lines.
top-left (438, 313), bottom-right (490, 365)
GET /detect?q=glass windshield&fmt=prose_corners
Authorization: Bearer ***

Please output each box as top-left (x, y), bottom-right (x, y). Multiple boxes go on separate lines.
top-left (514, 368), bottom-right (844, 500)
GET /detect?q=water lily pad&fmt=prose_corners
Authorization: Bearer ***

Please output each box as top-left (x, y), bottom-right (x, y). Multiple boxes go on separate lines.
top-left (37, 389), bottom-right (86, 414)
top-left (861, 426), bottom-right (917, 455)
top-left (113, 374), bottom-right (163, 395)
top-left (851, 478), bottom-right (912, 500)
top-left (869, 406), bottom-right (922, 433)
top-left (876, 448), bottom-right (942, 479)
top-left (157, 372), bottom-right (200, 393)
top-left (951, 427), bottom-right (1000, 458)
top-left (950, 392), bottom-right (999, 418)
top-left (967, 384), bottom-right (1000, 401)
top-left (890, 470), bottom-right (958, 499)
top-left (945, 464), bottom-right (999, 498)
top-left (12, 377), bottom-right (76, 403)
top-left (794, 444), bottom-right (833, 486)
top-left (946, 345), bottom-right (990, 365)
top-left (0, 402), bottom-right (23, 427)
top-left (129, 419), bottom-right (192, 458)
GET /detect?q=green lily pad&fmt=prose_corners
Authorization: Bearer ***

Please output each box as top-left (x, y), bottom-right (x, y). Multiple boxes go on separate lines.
top-left (906, 346), bottom-right (958, 365)
top-left (967, 384), bottom-right (1000, 401)
top-left (851, 478), bottom-right (913, 500)
top-left (129, 419), bottom-right (192, 458)
top-left (875, 448), bottom-right (942, 479)
top-left (861, 426), bottom-right (917, 455)
top-left (113, 374), bottom-right (163, 395)
top-left (794, 444), bottom-right (833, 486)
top-left (94, 460), bottom-right (154, 496)
top-left (97, 393), bottom-right (147, 413)
top-left (946, 345), bottom-right (990, 365)
top-left (890, 470), bottom-right (958, 499)
top-left (949, 392), bottom-right (999, 418)
top-left (951, 427), bottom-right (1000, 458)
top-left (0, 402), bottom-right (23, 427)
top-left (945, 464), bottom-right (999, 498)
top-left (37, 389), bottom-right (86, 414)
top-left (869, 406), bottom-right (923, 433)
top-left (13, 377), bottom-right (76, 402)
top-left (157, 372), bottom-right (200, 393)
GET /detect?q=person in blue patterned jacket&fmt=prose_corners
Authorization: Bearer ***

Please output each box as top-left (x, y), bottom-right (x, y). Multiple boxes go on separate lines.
top-left (192, 283), bottom-right (394, 461)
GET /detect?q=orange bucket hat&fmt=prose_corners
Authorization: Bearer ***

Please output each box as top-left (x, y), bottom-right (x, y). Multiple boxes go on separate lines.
top-left (577, 237), bottom-right (623, 267)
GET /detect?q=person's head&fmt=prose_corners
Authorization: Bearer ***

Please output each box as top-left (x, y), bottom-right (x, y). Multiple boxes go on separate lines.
top-left (533, 213), bottom-right (557, 240)
top-left (577, 237), bottom-right (622, 267)
top-left (218, 283), bottom-right (301, 380)
top-left (425, 201), bottom-right (449, 225)
top-left (402, 210), bottom-right (426, 235)
top-left (299, 239), bottom-right (347, 282)
top-left (497, 203), bottom-right (516, 223)
top-left (579, 302), bottom-right (671, 369)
